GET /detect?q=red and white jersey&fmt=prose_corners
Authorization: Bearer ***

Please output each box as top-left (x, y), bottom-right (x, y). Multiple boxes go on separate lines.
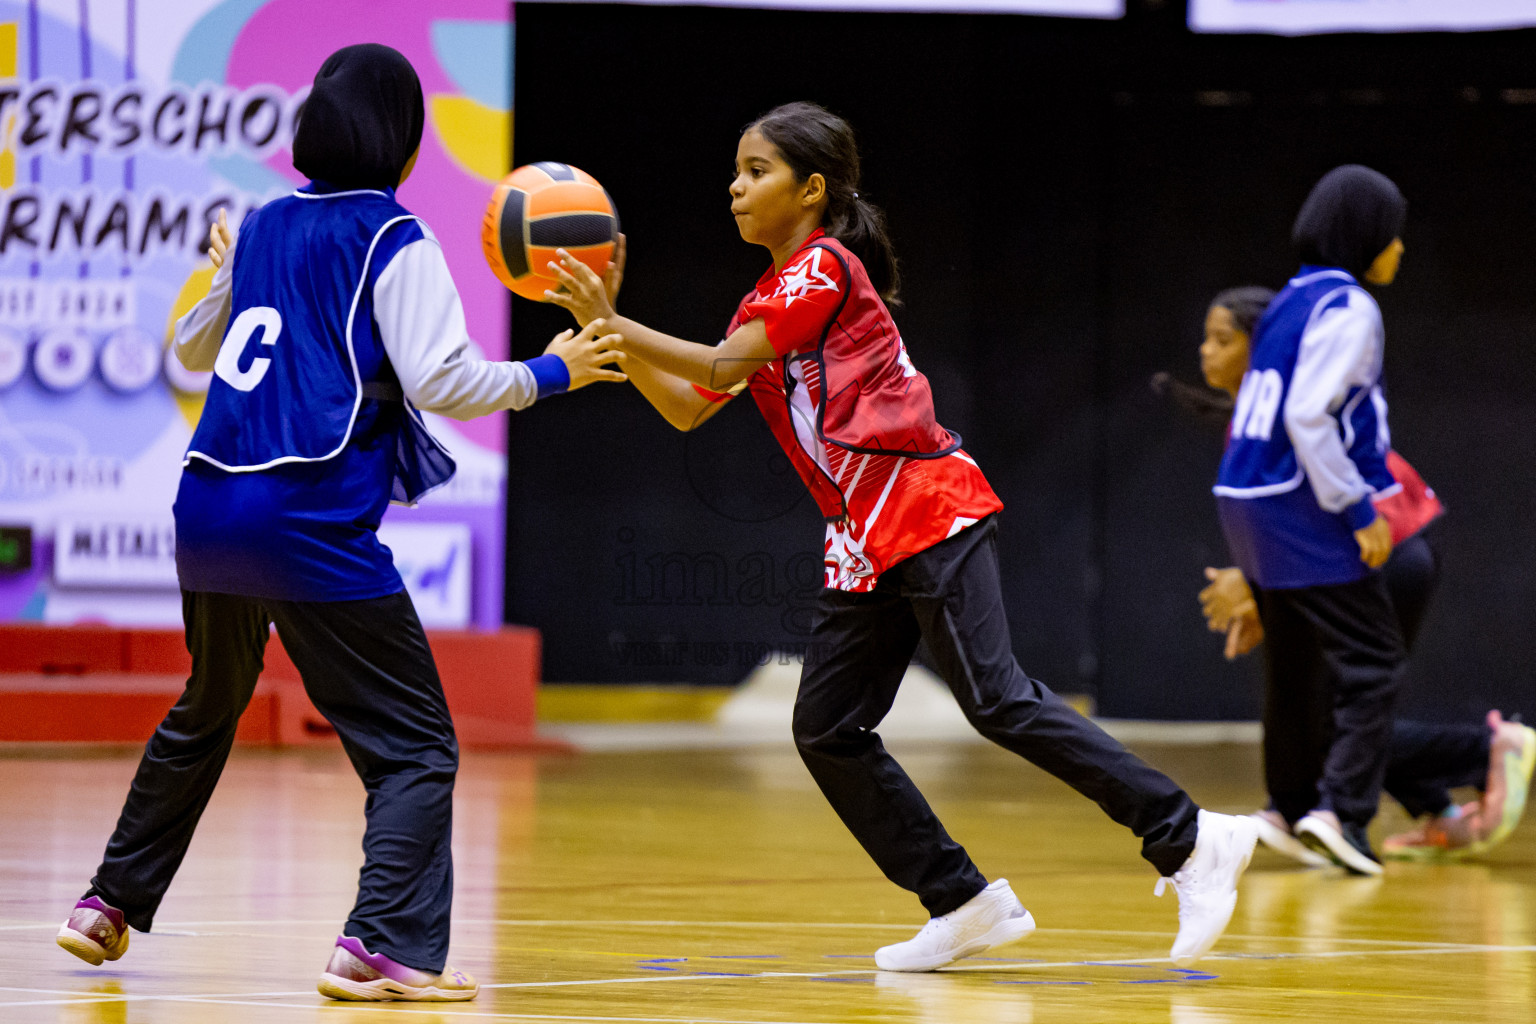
top-left (699, 231), bottom-right (1002, 592)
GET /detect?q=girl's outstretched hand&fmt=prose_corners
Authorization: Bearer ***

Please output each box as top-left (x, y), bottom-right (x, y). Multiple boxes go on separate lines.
top-left (544, 318), bottom-right (627, 391)
top-left (208, 208), bottom-right (232, 268)
top-left (545, 249), bottom-right (616, 326)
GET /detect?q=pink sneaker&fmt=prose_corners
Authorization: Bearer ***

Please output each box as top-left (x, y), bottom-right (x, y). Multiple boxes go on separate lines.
top-left (317, 935), bottom-right (478, 1001)
top-left (56, 896), bottom-right (129, 966)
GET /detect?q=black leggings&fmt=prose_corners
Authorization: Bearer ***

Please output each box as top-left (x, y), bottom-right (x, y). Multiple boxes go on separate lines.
top-left (1258, 528), bottom-right (1489, 825)
top-left (88, 589), bottom-right (458, 972)
top-left (793, 515), bottom-right (1199, 917)
top-left (1254, 574), bottom-right (1406, 828)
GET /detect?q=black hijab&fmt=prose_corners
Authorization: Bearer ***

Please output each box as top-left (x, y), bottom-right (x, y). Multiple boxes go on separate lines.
top-left (292, 44), bottom-right (424, 191)
top-left (1291, 165), bottom-right (1406, 279)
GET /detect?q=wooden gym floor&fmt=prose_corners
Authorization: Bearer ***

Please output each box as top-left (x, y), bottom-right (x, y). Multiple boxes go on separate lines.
top-left (1, 738), bottom-right (1532, 1023)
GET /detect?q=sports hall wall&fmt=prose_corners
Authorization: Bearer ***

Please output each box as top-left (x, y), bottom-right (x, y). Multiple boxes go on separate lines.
top-left (507, 2), bottom-right (1536, 723)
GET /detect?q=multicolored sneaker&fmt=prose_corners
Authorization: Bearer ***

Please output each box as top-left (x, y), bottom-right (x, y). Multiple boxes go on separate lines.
top-left (1479, 711), bottom-right (1536, 852)
top-left (56, 896), bottom-right (129, 966)
top-left (317, 935), bottom-right (479, 1001)
top-left (1382, 802), bottom-right (1481, 861)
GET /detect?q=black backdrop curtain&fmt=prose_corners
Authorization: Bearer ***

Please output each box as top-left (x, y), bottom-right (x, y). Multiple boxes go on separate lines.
top-left (507, 3), bottom-right (1536, 724)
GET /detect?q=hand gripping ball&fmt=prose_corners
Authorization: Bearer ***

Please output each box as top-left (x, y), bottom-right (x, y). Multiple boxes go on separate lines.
top-left (481, 161), bottom-right (619, 301)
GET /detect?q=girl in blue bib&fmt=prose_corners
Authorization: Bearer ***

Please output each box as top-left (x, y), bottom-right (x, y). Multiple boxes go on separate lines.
top-left (56, 44), bottom-right (624, 1001)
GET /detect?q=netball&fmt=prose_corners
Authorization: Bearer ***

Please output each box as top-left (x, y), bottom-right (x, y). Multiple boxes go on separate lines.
top-left (481, 161), bottom-right (619, 300)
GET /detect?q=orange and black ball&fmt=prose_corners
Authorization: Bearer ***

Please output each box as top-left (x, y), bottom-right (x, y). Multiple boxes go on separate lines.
top-left (481, 162), bottom-right (619, 301)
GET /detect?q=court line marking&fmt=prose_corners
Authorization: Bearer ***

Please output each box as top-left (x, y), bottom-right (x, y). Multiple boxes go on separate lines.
top-left (9, 944), bottom-right (1536, 1024)
top-left (0, 985), bottom-right (318, 1000)
top-left (2, 991), bottom-right (847, 1024)
top-left (102, 1002), bottom-right (853, 1024)
top-left (0, 917), bottom-right (1518, 951)
top-left (477, 943), bottom-right (1536, 988)
top-left (6, 942), bottom-right (1536, 1014)
top-left (0, 988), bottom-right (850, 1023)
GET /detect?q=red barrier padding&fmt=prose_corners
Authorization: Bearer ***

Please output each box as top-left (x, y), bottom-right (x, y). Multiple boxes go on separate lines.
top-left (0, 674), bottom-right (280, 743)
top-left (0, 624), bottom-right (563, 751)
top-left (0, 624), bottom-right (127, 675)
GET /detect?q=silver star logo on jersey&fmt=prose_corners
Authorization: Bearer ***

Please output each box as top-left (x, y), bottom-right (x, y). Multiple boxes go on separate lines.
top-left (776, 248), bottom-right (839, 307)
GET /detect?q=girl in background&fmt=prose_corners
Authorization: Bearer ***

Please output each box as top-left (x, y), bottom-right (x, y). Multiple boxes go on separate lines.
top-left (1192, 287), bottom-right (1534, 862)
top-left (546, 101), bottom-right (1256, 971)
top-left (1213, 165), bottom-right (1411, 874)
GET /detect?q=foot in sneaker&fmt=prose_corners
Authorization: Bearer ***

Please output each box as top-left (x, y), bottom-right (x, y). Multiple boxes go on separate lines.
top-left (57, 896), bottom-right (129, 966)
top-left (1382, 803), bottom-right (1480, 861)
top-left (1250, 808), bottom-right (1330, 867)
top-left (1155, 809), bottom-right (1258, 967)
top-left (1296, 810), bottom-right (1382, 875)
top-left (317, 935), bottom-right (478, 1001)
top-left (874, 879), bottom-right (1036, 972)
top-left (1479, 711), bottom-right (1536, 852)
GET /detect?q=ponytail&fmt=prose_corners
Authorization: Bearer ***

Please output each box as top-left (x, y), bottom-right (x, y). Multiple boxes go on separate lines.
top-left (748, 102), bottom-right (902, 304)
top-left (826, 191), bottom-right (901, 306)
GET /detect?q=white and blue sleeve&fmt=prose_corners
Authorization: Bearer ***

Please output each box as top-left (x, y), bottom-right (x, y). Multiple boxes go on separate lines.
top-left (1282, 288), bottom-right (1382, 530)
top-left (373, 236), bottom-right (569, 419)
top-left (171, 234), bottom-right (236, 373)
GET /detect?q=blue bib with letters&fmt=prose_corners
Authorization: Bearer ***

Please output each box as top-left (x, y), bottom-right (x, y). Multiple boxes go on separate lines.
top-left (175, 184), bottom-right (456, 602)
top-left (186, 184), bottom-right (455, 505)
top-left (1215, 267), bottom-right (1391, 588)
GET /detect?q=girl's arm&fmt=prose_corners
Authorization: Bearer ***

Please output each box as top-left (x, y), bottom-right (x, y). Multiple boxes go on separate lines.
top-left (375, 233), bottom-right (625, 418)
top-left (560, 236), bottom-right (740, 431)
top-left (545, 249), bottom-right (777, 391)
top-left (625, 356), bottom-right (739, 432)
top-left (1282, 292), bottom-right (1392, 566)
top-left (171, 210), bottom-right (236, 372)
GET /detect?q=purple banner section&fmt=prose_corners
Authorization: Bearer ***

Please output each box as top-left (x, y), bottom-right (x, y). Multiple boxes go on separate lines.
top-left (0, 0), bottom-right (514, 629)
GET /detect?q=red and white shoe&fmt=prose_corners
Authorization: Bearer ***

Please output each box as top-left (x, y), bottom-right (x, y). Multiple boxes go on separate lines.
top-left (56, 896), bottom-right (129, 966)
top-left (317, 935), bottom-right (478, 1001)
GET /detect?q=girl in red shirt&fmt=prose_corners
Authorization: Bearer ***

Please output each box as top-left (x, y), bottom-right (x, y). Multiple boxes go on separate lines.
top-left (547, 101), bottom-right (1257, 971)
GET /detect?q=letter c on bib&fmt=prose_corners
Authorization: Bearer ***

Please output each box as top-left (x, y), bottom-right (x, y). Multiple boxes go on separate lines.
top-left (214, 306), bottom-right (282, 392)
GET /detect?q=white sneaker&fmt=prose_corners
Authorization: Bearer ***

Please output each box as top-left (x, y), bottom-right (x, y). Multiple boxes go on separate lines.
top-left (1250, 809), bottom-right (1330, 867)
top-left (1155, 809), bottom-right (1258, 967)
top-left (874, 879), bottom-right (1036, 972)
top-left (1295, 810), bottom-right (1383, 876)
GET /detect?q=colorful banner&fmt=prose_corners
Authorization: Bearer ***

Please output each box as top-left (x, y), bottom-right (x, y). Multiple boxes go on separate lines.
top-left (520, 0), bottom-right (1123, 14)
top-left (1190, 0), bottom-right (1536, 35)
top-left (0, 0), bottom-right (513, 628)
